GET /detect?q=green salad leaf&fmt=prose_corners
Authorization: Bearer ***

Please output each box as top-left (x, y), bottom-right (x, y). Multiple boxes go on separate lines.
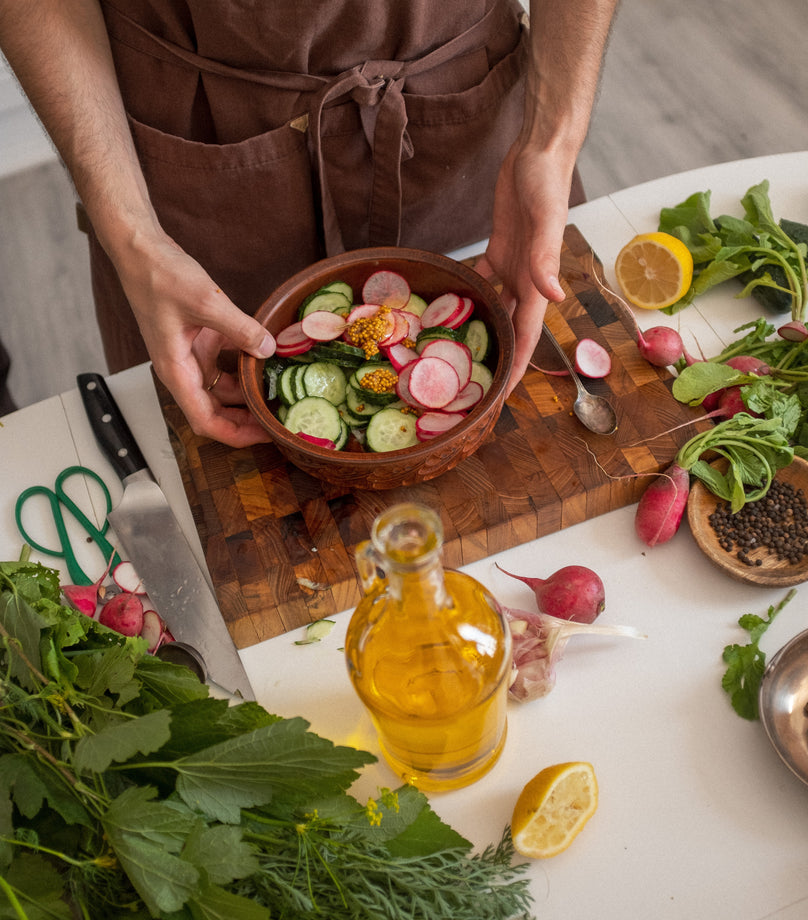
top-left (0, 558), bottom-right (533, 920)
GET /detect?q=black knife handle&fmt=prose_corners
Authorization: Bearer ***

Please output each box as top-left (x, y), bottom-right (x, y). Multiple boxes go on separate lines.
top-left (77, 372), bottom-right (149, 481)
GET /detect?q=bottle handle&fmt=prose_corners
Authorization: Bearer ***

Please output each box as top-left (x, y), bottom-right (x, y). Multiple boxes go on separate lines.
top-left (356, 540), bottom-right (385, 595)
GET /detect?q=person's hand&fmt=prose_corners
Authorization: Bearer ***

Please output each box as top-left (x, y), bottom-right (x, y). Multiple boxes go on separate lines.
top-left (474, 142), bottom-right (573, 395)
top-left (115, 233), bottom-right (277, 447)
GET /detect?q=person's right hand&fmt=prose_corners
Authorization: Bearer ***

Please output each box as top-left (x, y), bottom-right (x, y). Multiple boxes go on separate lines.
top-left (114, 232), bottom-right (277, 448)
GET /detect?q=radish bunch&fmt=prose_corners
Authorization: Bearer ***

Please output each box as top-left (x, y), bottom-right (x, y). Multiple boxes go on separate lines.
top-left (61, 559), bottom-right (173, 652)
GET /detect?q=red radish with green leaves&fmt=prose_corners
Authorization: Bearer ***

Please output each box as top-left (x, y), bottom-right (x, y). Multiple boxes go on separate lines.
top-left (496, 562), bottom-right (606, 623)
top-left (61, 552), bottom-right (116, 616)
top-left (636, 325), bottom-right (685, 367)
top-left (99, 589), bottom-right (145, 637)
top-left (634, 462), bottom-right (691, 547)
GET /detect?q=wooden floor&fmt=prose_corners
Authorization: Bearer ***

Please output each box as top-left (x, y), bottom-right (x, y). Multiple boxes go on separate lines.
top-left (1, 0), bottom-right (807, 410)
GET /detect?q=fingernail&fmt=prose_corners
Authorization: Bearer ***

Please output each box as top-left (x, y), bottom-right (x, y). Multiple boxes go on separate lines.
top-left (550, 276), bottom-right (564, 301)
top-left (257, 333), bottom-right (276, 358)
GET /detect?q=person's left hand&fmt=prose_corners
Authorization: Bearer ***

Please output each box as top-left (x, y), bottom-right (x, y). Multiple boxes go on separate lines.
top-left (474, 141), bottom-right (574, 395)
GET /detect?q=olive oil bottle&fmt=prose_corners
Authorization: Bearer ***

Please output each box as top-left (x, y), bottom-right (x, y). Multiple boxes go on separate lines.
top-left (344, 503), bottom-right (512, 791)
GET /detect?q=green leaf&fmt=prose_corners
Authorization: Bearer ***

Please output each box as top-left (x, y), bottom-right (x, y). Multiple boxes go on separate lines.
top-left (102, 786), bottom-right (201, 916)
top-left (671, 362), bottom-right (743, 404)
top-left (173, 718), bottom-right (375, 824)
top-left (187, 880), bottom-right (270, 920)
top-left (0, 753), bottom-right (90, 828)
top-left (156, 699), bottom-right (280, 760)
top-left (73, 708), bottom-right (173, 774)
top-left (134, 654), bottom-right (211, 711)
top-left (73, 642), bottom-right (143, 706)
top-left (0, 853), bottom-right (73, 919)
top-left (181, 822), bottom-right (259, 885)
top-left (0, 593), bottom-right (47, 690)
top-left (721, 590), bottom-right (795, 720)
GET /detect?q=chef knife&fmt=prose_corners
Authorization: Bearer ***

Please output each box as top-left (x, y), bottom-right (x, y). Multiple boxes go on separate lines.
top-left (76, 372), bottom-right (255, 700)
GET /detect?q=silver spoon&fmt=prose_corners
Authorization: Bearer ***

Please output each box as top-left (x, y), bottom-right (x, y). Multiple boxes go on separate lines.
top-left (541, 323), bottom-right (618, 435)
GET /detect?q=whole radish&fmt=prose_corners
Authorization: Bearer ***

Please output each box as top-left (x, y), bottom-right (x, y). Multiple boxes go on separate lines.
top-left (724, 355), bottom-right (770, 375)
top-left (637, 325), bottom-right (684, 367)
top-left (61, 552), bottom-right (116, 616)
top-left (495, 563), bottom-right (605, 623)
top-left (634, 462), bottom-right (690, 547)
top-left (99, 590), bottom-right (144, 637)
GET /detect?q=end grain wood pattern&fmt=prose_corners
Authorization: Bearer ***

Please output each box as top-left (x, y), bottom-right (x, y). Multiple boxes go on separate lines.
top-left (155, 225), bottom-right (708, 648)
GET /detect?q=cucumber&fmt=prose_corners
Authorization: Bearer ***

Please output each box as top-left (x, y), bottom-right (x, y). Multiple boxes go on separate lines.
top-left (365, 407), bottom-right (418, 452)
top-left (283, 396), bottom-right (343, 442)
top-left (415, 325), bottom-right (460, 352)
top-left (299, 289), bottom-right (352, 319)
top-left (463, 319), bottom-right (490, 362)
top-left (470, 361), bottom-right (493, 395)
top-left (310, 341), bottom-right (366, 367)
top-left (333, 417), bottom-right (350, 450)
top-left (292, 364), bottom-right (308, 401)
top-left (321, 280), bottom-right (354, 302)
top-left (278, 365), bottom-right (300, 406)
top-left (345, 384), bottom-right (383, 417)
top-left (302, 361), bottom-right (347, 405)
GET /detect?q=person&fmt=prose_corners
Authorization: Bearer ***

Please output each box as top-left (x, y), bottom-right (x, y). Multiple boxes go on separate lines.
top-left (0, 0), bottom-right (617, 448)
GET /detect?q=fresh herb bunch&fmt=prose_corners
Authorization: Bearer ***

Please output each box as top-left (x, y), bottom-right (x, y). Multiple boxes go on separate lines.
top-left (721, 589), bottom-right (796, 720)
top-left (0, 555), bottom-right (533, 920)
top-left (674, 317), bottom-right (808, 463)
top-left (658, 180), bottom-right (808, 319)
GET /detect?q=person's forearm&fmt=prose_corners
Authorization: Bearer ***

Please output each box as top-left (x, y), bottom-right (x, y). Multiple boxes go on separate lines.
top-left (524, 0), bottom-right (618, 155)
top-left (0, 0), bottom-right (160, 257)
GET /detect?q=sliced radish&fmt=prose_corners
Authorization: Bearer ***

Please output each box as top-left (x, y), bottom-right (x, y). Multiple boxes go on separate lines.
top-left (383, 342), bottom-right (420, 371)
top-left (392, 308), bottom-right (422, 342)
top-left (361, 270), bottom-right (411, 309)
top-left (300, 310), bottom-right (347, 342)
top-left (442, 379), bottom-right (484, 412)
top-left (112, 561), bottom-right (145, 595)
top-left (778, 320), bottom-right (808, 342)
top-left (394, 361), bottom-right (424, 408)
top-left (419, 339), bottom-right (472, 389)
top-left (416, 411), bottom-right (466, 440)
top-left (420, 293), bottom-right (464, 328)
top-left (378, 309), bottom-right (410, 347)
top-left (407, 356), bottom-right (460, 409)
top-left (140, 609), bottom-right (165, 653)
top-left (347, 303), bottom-right (383, 323)
top-left (574, 338), bottom-right (612, 378)
top-left (297, 432), bottom-right (337, 449)
top-left (443, 296), bottom-right (475, 330)
top-left (276, 321), bottom-right (315, 356)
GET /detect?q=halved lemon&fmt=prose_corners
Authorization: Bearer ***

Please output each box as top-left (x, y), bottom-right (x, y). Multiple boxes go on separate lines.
top-left (511, 761), bottom-right (598, 858)
top-left (614, 231), bottom-right (694, 309)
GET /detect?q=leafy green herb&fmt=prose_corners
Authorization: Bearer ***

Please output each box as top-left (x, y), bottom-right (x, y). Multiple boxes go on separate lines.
top-left (658, 180), bottom-right (808, 319)
top-left (721, 589), bottom-right (796, 719)
top-left (673, 413), bottom-right (793, 512)
top-left (0, 559), bottom-right (533, 919)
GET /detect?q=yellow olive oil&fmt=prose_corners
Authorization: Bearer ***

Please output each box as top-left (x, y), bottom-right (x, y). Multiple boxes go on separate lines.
top-left (344, 505), bottom-right (511, 791)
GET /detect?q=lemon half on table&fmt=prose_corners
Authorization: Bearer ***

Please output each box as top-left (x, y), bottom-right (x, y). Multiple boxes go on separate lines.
top-left (511, 761), bottom-right (598, 859)
top-left (614, 231), bottom-right (694, 309)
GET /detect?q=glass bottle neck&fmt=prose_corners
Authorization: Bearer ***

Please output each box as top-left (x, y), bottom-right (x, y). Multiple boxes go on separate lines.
top-left (385, 557), bottom-right (449, 607)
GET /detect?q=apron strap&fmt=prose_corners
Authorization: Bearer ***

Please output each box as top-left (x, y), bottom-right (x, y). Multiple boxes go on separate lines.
top-left (104, 3), bottom-right (515, 253)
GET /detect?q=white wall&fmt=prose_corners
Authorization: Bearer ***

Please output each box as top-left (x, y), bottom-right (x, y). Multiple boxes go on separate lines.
top-left (0, 55), bottom-right (57, 178)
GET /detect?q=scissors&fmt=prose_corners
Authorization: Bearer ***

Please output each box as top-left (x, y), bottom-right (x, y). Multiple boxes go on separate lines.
top-left (15, 465), bottom-right (122, 585)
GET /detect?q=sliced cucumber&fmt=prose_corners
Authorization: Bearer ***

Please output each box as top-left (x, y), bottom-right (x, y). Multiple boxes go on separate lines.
top-left (345, 384), bottom-right (383, 417)
top-left (366, 407), bottom-right (418, 452)
top-left (470, 361), bottom-right (493, 395)
top-left (321, 280), bottom-right (354, 302)
top-left (279, 365), bottom-right (300, 406)
top-left (284, 396), bottom-right (343, 442)
top-left (302, 361), bottom-right (347, 405)
top-left (310, 341), bottom-right (366, 367)
top-left (292, 364), bottom-right (308, 401)
top-left (403, 292), bottom-right (428, 316)
top-left (299, 289), bottom-right (352, 319)
top-left (415, 326), bottom-right (460, 353)
top-left (463, 319), bottom-right (490, 362)
top-left (334, 417), bottom-right (350, 450)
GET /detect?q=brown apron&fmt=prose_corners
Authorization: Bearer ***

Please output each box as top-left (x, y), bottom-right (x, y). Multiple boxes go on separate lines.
top-left (90, 0), bottom-right (584, 372)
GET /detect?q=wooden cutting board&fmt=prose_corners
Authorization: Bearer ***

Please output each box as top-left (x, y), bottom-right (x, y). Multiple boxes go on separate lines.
top-left (154, 225), bottom-right (708, 648)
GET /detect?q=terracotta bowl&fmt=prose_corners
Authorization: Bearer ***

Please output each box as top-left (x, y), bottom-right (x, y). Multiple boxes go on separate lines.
top-left (239, 247), bottom-right (514, 490)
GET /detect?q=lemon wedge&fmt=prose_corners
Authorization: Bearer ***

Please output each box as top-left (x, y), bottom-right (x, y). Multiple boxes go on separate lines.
top-left (614, 231), bottom-right (694, 309)
top-left (510, 761), bottom-right (598, 858)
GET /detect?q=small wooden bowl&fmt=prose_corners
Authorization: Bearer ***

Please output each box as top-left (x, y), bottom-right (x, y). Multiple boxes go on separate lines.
top-left (687, 456), bottom-right (808, 587)
top-left (239, 247), bottom-right (514, 490)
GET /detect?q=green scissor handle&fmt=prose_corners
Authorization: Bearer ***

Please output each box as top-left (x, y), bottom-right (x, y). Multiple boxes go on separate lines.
top-left (15, 465), bottom-right (122, 586)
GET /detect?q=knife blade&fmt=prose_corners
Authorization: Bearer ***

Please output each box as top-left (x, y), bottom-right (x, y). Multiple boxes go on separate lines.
top-left (76, 372), bottom-right (255, 700)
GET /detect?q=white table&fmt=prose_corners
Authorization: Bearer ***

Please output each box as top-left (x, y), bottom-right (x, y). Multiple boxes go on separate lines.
top-left (3, 152), bottom-right (808, 920)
